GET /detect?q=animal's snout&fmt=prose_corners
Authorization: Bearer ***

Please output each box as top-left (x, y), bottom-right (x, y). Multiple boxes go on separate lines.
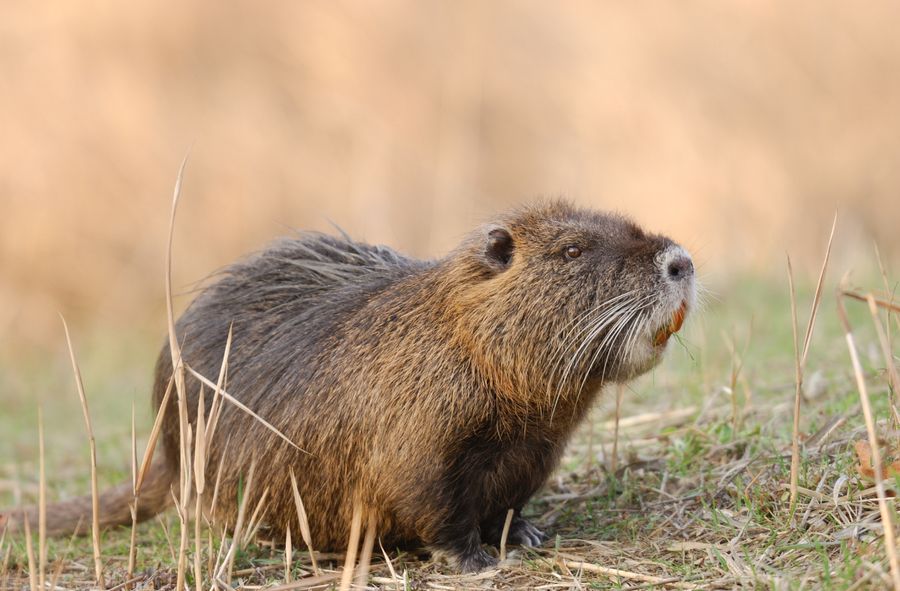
top-left (659, 246), bottom-right (694, 283)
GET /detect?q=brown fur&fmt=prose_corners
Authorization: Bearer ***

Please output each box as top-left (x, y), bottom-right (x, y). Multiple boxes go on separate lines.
top-left (2, 200), bottom-right (695, 571)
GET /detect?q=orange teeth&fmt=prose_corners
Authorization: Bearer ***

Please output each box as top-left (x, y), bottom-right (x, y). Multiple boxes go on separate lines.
top-left (653, 301), bottom-right (688, 347)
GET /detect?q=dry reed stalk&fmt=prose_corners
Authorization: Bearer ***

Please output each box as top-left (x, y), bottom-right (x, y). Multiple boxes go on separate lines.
top-left (284, 526), bottom-right (293, 583)
top-left (873, 246), bottom-right (900, 426)
top-left (61, 316), bottom-right (105, 589)
top-left (786, 218), bottom-right (835, 514)
top-left (209, 441), bottom-right (228, 528)
top-left (37, 407), bottom-right (46, 591)
top-left (557, 557), bottom-right (694, 589)
top-left (874, 243), bottom-right (899, 339)
top-left (610, 384), bottom-right (624, 474)
top-left (838, 292), bottom-right (900, 590)
top-left (175, 425), bottom-right (193, 591)
top-left (262, 574), bottom-right (341, 591)
top-left (721, 330), bottom-right (746, 433)
top-left (164, 156), bottom-right (192, 591)
top-left (867, 297), bottom-right (900, 425)
top-left (339, 502), bottom-right (363, 591)
top-left (841, 291), bottom-right (900, 313)
top-left (135, 375), bottom-right (173, 494)
top-left (289, 469), bottom-right (319, 575)
top-left (128, 402), bottom-right (138, 586)
top-left (157, 513), bottom-right (177, 564)
top-left (204, 325), bottom-right (232, 449)
top-left (242, 486), bottom-right (270, 546)
top-left (219, 459), bottom-right (256, 584)
top-left (800, 214), bottom-right (837, 366)
top-left (211, 521), bottom-right (228, 581)
top-left (379, 539), bottom-right (404, 591)
top-left (354, 513), bottom-right (377, 588)
top-left (194, 388), bottom-right (207, 591)
top-left (787, 256), bottom-right (802, 513)
top-left (499, 508), bottom-right (514, 562)
top-left (23, 514), bottom-right (37, 591)
top-left (206, 529), bottom-right (215, 581)
top-left (50, 525), bottom-right (82, 591)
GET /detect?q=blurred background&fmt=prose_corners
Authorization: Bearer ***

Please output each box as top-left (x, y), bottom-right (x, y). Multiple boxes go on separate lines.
top-left (2, 0), bottom-right (900, 370)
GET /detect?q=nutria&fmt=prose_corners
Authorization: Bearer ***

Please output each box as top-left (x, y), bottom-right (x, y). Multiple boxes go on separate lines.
top-left (2, 200), bottom-right (695, 572)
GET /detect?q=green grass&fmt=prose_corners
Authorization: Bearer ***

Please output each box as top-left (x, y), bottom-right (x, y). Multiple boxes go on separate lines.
top-left (2, 272), bottom-right (899, 589)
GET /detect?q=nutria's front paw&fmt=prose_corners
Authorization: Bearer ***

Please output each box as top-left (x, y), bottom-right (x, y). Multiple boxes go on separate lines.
top-left (507, 517), bottom-right (547, 547)
top-left (457, 547), bottom-right (498, 573)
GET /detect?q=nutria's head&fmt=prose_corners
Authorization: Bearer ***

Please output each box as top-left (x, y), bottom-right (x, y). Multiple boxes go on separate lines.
top-left (448, 200), bottom-right (696, 406)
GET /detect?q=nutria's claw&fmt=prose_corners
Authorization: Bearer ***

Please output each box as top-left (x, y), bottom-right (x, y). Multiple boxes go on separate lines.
top-left (507, 517), bottom-right (548, 547)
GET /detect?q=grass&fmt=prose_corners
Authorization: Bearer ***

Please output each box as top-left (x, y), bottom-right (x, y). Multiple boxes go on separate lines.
top-left (2, 266), bottom-right (900, 589)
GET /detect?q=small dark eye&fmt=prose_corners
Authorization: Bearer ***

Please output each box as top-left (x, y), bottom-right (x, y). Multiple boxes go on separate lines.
top-left (565, 245), bottom-right (582, 259)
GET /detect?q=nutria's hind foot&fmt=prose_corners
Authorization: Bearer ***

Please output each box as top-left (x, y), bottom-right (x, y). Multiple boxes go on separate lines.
top-left (457, 546), bottom-right (498, 573)
top-left (434, 528), bottom-right (498, 573)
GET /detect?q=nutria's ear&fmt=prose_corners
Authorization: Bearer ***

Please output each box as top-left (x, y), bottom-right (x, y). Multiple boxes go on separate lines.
top-left (485, 226), bottom-right (514, 270)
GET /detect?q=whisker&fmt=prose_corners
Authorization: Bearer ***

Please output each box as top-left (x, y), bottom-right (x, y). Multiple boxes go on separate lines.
top-left (549, 292), bottom-right (658, 421)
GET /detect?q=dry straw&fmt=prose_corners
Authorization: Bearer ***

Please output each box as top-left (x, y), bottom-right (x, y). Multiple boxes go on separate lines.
top-left (127, 403), bottom-right (138, 585)
top-left (355, 513), bottom-right (377, 588)
top-left (786, 213), bottom-right (836, 514)
top-left (37, 407), bottom-right (46, 591)
top-left (338, 501), bottom-right (363, 591)
top-left (499, 508), bottom-right (514, 562)
top-left (289, 469), bottom-right (319, 575)
top-left (61, 316), bottom-right (105, 589)
top-left (23, 513), bottom-right (36, 591)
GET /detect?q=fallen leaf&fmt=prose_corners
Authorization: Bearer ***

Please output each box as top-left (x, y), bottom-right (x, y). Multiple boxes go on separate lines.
top-left (855, 440), bottom-right (900, 480)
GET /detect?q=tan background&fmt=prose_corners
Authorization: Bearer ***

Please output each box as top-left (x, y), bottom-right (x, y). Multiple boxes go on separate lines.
top-left (2, 1), bottom-right (899, 352)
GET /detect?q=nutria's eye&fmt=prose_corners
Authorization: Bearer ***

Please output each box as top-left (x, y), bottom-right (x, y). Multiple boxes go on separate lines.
top-left (565, 245), bottom-right (582, 259)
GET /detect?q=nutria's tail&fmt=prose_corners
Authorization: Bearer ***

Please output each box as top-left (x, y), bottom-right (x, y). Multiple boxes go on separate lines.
top-left (0, 459), bottom-right (174, 537)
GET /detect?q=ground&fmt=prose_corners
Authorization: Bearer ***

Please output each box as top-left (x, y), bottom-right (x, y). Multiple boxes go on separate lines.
top-left (1, 275), bottom-right (899, 590)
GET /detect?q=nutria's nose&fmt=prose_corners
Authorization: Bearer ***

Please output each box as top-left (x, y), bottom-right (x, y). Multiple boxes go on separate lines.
top-left (667, 256), bottom-right (693, 281)
top-left (659, 246), bottom-right (694, 282)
